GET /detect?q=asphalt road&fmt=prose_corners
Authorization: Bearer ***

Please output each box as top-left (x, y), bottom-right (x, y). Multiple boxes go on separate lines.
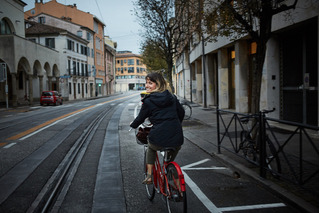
top-left (0, 92), bottom-right (304, 212)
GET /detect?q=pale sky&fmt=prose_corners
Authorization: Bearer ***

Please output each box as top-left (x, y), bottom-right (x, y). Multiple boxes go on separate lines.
top-left (23, 0), bottom-right (143, 54)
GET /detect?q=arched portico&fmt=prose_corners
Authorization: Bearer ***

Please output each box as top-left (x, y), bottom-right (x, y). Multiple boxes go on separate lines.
top-left (52, 64), bottom-right (60, 91)
top-left (44, 62), bottom-right (52, 91)
top-left (16, 57), bottom-right (31, 105)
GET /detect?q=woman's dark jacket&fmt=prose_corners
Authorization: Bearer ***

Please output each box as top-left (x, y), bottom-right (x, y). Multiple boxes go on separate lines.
top-left (130, 90), bottom-right (185, 147)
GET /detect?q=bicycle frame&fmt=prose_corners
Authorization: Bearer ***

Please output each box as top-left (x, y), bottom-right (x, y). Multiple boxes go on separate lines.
top-left (152, 151), bottom-right (186, 197)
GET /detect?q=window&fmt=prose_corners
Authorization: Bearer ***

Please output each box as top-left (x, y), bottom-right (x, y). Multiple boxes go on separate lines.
top-left (136, 59), bottom-right (140, 65)
top-left (128, 67), bottom-right (134, 73)
top-left (121, 60), bottom-right (123, 66)
top-left (94, 21), bottom-right (99, 34)
top-left (73, 61), bottom-right (76, 75)
top-left (67, 39), bottom-right (74, 51)
top-left (91, 49), bottom-right (94, 58)
top-left (128, 59), bottom-right (134, 65)
top-left (38, 16), bottom-right (45, 24)
top-left (78, 83), bottom-right (80, 94)
top-left (69, 83), bottom-right (72, 94)
top-left (68, 60), bottom-right (71, 75)
top-left (81, 63), bottom-right (84, 76)
top-left (77, 62), bottom-right (80, 75)
top-left (95, 37), bottom-right (101, 50)
top-left (45, 38), bottom-right (55, 48)
top-left (77, 30), bottom-right (82, 37)
top-left (87, 32), bottom-right (92, 40)
top-left (96, 52), bottom-right (101, 65)
top-left (0, 19), bottom-right (12, 35)
top-left (80, 45), bottom-right (87, 55)
top-left (76, 43), bottom-right (79, 53)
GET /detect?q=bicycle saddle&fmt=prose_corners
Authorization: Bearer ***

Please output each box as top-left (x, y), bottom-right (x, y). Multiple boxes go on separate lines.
top-left (161, 147), bottom-right (176, 152)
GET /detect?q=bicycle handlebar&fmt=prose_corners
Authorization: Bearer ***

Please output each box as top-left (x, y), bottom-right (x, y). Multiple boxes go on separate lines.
top-left (261, 108), bottom-right (276, 114)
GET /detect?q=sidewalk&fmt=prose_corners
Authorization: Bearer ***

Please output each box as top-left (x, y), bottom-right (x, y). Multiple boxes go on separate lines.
top-left (182, 103), bottom-right (318, 213)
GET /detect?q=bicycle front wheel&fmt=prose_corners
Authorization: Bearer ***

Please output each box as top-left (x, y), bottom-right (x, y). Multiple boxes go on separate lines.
top-left (144, 148), bottom-right (155, 200)
top-left (182, 103), bottom-right (192, 120)
top-left (165, 163), bottom-right (187, 213)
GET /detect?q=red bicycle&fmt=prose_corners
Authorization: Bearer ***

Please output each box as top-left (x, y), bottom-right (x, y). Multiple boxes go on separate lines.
top-left (143, 144), bottom-right (187, 212)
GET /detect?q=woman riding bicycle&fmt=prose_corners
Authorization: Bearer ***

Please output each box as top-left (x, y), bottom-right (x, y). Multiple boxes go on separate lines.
top-left (130, 72), bottom-right (185, 184)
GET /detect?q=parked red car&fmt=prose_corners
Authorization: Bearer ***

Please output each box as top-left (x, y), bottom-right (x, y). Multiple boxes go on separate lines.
top-left (40, 91), bottom-right (63, 106)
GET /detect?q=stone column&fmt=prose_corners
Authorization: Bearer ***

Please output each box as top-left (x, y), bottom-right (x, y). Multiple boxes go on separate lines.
top-left (235, 41), bottom-right (249, 113)
top-left (39, 75), bottom-right (43, 95)
top-left (56, 77), bottom-right (60, 91)
top-left (48, 77), bottom-right (52, 91)
top-left (218, 48), bottom-right (229, 109)
top-left (28, 74), bottom-right (33, 105)
top-left (11, 73), bottom-right (18, 107)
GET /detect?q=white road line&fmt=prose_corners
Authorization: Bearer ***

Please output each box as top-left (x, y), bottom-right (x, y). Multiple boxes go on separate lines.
top-left (181, 158), bottom-right (210, 169)
top-left (182, 167), bottom-right (227, 170)
top-left (181, 159), bottom-right (286, 212)
top-left (183, 171), bottom-right (222, 213)
top-left (219, 203), bottom-right (286, 211)
top-left (4, 143), bottom-right (16, 149)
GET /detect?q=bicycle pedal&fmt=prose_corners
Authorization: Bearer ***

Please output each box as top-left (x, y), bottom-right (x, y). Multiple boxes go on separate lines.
top-left (172, 194), bottom-right (182, 202)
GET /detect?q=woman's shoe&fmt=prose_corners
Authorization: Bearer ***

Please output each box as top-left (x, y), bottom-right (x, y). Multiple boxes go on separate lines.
top-left (142, 173), bottom-right (152, 184)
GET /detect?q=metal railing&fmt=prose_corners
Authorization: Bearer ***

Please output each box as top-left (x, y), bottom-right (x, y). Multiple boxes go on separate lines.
top-left (216, 107), bottom-right (319, 189)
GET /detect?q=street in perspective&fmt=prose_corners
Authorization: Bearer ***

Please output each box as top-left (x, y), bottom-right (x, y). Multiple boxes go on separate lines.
top-left (0, 0), bottom-right (318, 212)
top-left (0, 92), bottom-right (318, 212)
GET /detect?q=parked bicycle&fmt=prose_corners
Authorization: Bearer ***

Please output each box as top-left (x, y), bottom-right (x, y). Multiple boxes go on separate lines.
top-left (180, 100), bottom-right (192, 120)
top-left (239, 109), bottom-right (282, 176)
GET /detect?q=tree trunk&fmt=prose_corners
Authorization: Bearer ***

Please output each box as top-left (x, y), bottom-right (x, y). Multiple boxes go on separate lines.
top-left (251, 40), bottom-right (267, 114)
top-left (165, 57), bottom-right (175, 93)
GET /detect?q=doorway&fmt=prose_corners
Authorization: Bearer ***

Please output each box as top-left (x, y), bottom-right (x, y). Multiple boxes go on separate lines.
top-left (280, 19), bottom-right (318, 126)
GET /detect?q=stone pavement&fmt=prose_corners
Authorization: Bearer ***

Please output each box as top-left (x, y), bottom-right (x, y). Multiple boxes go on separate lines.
top-left (182, 102), bottom-right (318, 213)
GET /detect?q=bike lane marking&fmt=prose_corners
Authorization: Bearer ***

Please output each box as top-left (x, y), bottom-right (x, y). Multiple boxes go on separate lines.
top-left (181, 159), bottom-right (286, 212)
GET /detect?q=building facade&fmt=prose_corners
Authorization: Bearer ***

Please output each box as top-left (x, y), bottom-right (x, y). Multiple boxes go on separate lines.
top-left (25, 14), bottom-right (94, 101)
top-left (175, 0), bottom-right (319, 126)
top-left (0, 0), bottom-right (60, 106)
top-left (25, 0), bottom-right (107, 97)
top-left (104, 36), bottom-right (117, 95)
top-left (115, 51), bottom-right (147, 92)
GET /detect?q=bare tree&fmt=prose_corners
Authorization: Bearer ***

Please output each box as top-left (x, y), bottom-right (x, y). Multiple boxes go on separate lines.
top-left (134, 0), bottom-right (198, 92)
top-left (203, 0), bottom-right (298, 113)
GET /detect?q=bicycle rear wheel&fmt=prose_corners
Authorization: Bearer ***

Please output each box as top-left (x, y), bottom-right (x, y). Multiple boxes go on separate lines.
top-left (144, 148), bottom-right (155, 200)
top-left (182, 103), bottom-right (192, 120)
top-left (265, 137), bottom-right (282, 176)
top-left (165, 163), bottom-right (187, 213)
top-left (240, 131), bottom-right (257, 162)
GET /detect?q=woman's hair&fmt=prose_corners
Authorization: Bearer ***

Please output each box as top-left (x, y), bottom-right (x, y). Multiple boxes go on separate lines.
top-left (145, 72), bottom-right (168, 93)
